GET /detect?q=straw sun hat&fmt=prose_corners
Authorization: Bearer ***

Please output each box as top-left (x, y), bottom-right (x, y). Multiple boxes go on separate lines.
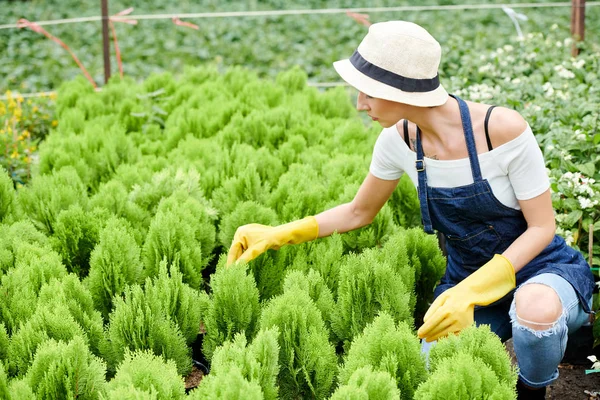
top-left (333, 21), bottom-right (449, 107)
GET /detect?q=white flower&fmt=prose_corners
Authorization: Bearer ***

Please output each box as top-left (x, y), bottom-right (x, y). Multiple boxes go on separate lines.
top-left (588, 355), bottom-right (600, 370)
top-left (578, 196), bottom-right (595, 209)
top-left (512, 78), bottom-right (521, 84)
top-left (543, 82), bottom-right (554, 96)
top-left (572, 59), bottom-right (586, 69)
top-left (556, 41), bottom-right (563, 48)
top-left (526, 52), bottom-right (537, 60)
top-left (554, 65), bottom-right (575, 79)
top-left (564, 38), bottom-right (573, 46)
top-left (546, 145), bottom-right (555, 151)
top-left (551, 23), bottom-right (559, 30)
top-left (503, 45), bottom-right (514, 52)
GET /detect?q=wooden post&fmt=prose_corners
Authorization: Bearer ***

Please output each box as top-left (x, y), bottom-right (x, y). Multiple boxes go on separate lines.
top-left (589, 224), bottom-right (594, 268)
top-left (571, 0), bottom-right (586, 57)
top-left (101, 0), bottom-right (111, 83)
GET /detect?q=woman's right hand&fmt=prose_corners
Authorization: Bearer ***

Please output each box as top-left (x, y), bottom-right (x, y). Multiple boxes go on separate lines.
top-left (226, 216), bottom-right (319, 265)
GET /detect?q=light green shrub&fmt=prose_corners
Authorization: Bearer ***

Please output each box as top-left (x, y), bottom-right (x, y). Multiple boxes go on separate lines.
top-left (282, 269), bottom-right (335, 333)
top-left (7, 303), bottom-right (88, 377)
top-left (143, 191), bottom-right (216, 289)
top-left (330, 366), bottom-right (400, 400)
top-left (413, 352), bottom-right (517, 400)
top-left (260, 289), bottom-right (336, 400)
top-left (17, 166), bottom-right (87, 235)
top-left (51, 205), bottom-right (103, 276)
top-left (0, 323), bottom-right (8, 364)
top-left (210, 328), bottom-right (279, 400)
top-left (0, 220), bottom-right (51, 273)
top-left (38, 274), bottom-right (104, 356)
top-left (190, 367), bottom-right (264, 400)
top-left (105, 350), bottom-right (185, 400)
top-left (143, 259), bottom-right (207, 345)
top-left (25, 337), bottom-right (107, 399)
top-left (203, 261), bottom-right (261, 360)
top-left (0, 363), bottom-right (8, 400)
top-left (428, 325), bottom-right (518, 387)
top-left (0, 244), bottom-right (67, 333)
top-left (211, 163), bottom-right (269, 217)
top-left (87, 217), bottom-right (145, 320)
top-left (339, 312), bottom-right (427, 400)
top-left (0, 167), bottom-right (17, 224)
top-left (331, 249), bottom-right (413, 344)
top-left (102, 281), bottom-right (191, 375)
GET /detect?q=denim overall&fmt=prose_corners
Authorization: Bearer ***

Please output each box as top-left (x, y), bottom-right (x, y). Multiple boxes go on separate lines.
top-left (417, 95), bottom-right (595, 387)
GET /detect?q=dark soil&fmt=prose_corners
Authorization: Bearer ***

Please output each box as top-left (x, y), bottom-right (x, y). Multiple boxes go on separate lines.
top-left (505, 339), bottom-right (600, 399)
top-left (185, 364), bottom-right (204, 392)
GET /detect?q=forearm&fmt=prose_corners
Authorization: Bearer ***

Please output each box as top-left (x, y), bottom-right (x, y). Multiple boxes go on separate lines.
top-left (502, 224), bottom-right (555, 272)
top-left (315, 202), bottom-right (370, 238)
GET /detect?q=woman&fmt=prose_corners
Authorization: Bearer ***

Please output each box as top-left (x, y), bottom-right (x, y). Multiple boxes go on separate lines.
top-left (227, 21), bottom-right (594, 399)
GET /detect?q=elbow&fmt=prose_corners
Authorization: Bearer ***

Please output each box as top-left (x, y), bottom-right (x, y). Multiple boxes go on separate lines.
top-left (348, 202), bottom-right (374, 229)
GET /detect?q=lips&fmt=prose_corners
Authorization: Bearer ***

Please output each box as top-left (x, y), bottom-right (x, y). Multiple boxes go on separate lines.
top-left (369, 115), bottom-right (379, 121)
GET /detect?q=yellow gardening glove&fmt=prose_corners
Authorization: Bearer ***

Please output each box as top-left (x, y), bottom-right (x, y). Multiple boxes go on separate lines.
top-left (417, 254), bottom-right (516, 342)
top-left (226, 216), bottom-right (319, 266)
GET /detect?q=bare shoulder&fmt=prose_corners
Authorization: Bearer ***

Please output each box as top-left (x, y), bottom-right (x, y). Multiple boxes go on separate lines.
top-left (487, 106), bottom-right (528, 147)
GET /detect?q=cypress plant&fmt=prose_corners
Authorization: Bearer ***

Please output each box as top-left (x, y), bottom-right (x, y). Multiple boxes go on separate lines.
top-left (6, 379), bottom-right (35, 400)
top-left (17, 166), bottom-right (87, 235)
top-left (282, 269), bottom-right (335, 334)
top-left (428, 325), bottom-right (518, 387)
top-left (143, 190), bottom-right (216, 289)
top-left (330, 366), bottom-right (400, 400)
top-left (338, 312), bottom-right (427, 400)
top-left (105, 350), bottom-right (186, 400)
top-left (259, 289), bottom-right (337, 400)
top-left (331, 249), bottom-right (413, 345)
top-left (0, 363), bottom-right (8, 400)
top-left (210, 328), bottom-right (280, 400)
top-left (413, 352), bottom-right (517, 400)
top-left (0, 244), bottom-right (67, 334)
top-left (86, 217), bottom-right (145, 320)
top-left (0, 220), bottom-right (51, 274)
top-left (189, 367), bottom-right (264, 400)
top-left (0, 323), bottom-right (8, 364)
top-left (203, 261), bottom-right (261, 360)
top-left (102, 280), bottom-right (191, 375)
top-left (7, 303), bottom-right (88, 377)
top-left (217, 201), bottom-right (279, 249)
top-left (25, 337), bottom-right (107, 399)
top-left (0, 167), bottom-right (17, 224)
top-left (51, 205), bottom-right (103, 277)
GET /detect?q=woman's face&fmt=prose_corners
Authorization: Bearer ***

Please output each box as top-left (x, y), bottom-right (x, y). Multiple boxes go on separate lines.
top-left (356, 91), bottom-right (404, 128)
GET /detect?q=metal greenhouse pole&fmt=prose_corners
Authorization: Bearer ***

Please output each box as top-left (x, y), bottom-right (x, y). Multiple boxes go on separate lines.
top-left (571, 0), bottom-right (586, 56)
top-left (101, 0), bottom-right (111, 83)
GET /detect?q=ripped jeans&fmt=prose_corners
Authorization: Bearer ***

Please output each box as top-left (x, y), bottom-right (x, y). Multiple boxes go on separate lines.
top-left (421, 273), bottom-right (593, 388)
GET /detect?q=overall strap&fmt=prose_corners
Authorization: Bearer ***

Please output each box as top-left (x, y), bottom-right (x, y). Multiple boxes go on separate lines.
top-left (415, 126), bottom-right (434, 234)
top-left (450, 94), bottom-right (483, 182)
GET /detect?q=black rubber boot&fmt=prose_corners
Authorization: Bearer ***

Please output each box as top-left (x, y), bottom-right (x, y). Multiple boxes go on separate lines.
top-left (516, 379), bottom-right (547, 399)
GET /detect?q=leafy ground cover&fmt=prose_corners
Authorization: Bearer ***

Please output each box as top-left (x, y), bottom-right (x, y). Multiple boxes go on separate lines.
top-left (1, 0), bottom-right (599, 92)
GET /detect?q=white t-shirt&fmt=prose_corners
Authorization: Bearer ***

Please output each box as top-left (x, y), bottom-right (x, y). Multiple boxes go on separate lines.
top-left (369, 123), bottom-right (549, 210)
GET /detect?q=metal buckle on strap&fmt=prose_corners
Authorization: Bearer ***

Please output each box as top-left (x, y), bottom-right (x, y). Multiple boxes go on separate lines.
top-left (415, 159), bottom-right (425, 172)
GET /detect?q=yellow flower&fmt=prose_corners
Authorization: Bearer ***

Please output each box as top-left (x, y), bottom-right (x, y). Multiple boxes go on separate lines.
top-left (27, 100), bottom-right (32, 106)
top-left (32, 106), bottom-right (39, 113)
top-left (10, 150), bottom-right (18, 159)
top-left (52, 120), bottom-right (58, 127)
top-left (49, 92), bottom-right (58, 100)
top-left (0, 102), bottom-right (5, 116)
top-left (5, 90), bottom-right (12, 100)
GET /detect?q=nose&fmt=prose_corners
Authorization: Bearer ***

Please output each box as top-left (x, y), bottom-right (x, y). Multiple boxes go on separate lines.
top-left (356, 91), bottom-right (370, 111)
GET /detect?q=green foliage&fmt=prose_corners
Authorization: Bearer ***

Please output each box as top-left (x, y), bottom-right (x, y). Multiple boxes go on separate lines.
top-left (388, 174), bottom-right (422, 228)
top-left (331, 249), bottom-right (413, 344)
top-left (87, 217), bottom-right (145, 320)
top-left (25, 337), bottom-right (107, 399)
top-left (17, 166), bottom-right (87, 235)
top-left (51, 205), bottom-right (103, 276)
top-left (210, 328), bottom-right (280, 400)
top-left (339, 312), bottom-right (427, 400)
top-left (0, 363), bottom-right (8, 400)
top-left (7, 379), bottom-right (35, 400)
top-left (37, 274), bottom-right (104, 356)
top-left (413, 352), bottom-right (517, 400)
top-left (428, 325), bottom-right (518, 387)
top-left (203, 261), bottom-right (261, 360)
top-left (282, 269), bottom-right (335, 333)
top-left (190, 367), bottom-right (264, 400)
top-left (399, 227), bottom-right (447, 324)
top-left (102, 264), bottom-right (193, 375)
top-left (330, 366), bottom-right (400, 400)
top-left (0, 167), bottom-right (17, 224)
top-left (340, 202), bottom-right (395, 253)
top-left (0, 220), bottom-right (50, 274)
top-left (143, 259), bottom-right (206, 345)
top-left (260, 289), bottom-right (336, 400)
top-left (0, 323), bottom-right (8, 365)
top-left (142, 190), bottom-right (216, 289)
top-left (7, 303), bottom-right (88, 377)
top-left (105, 350), bottom-right (186, 400)
top-left (0, 244), bottom-right (67, 334)
top-left (212, 163), bottom-right (269, 217)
